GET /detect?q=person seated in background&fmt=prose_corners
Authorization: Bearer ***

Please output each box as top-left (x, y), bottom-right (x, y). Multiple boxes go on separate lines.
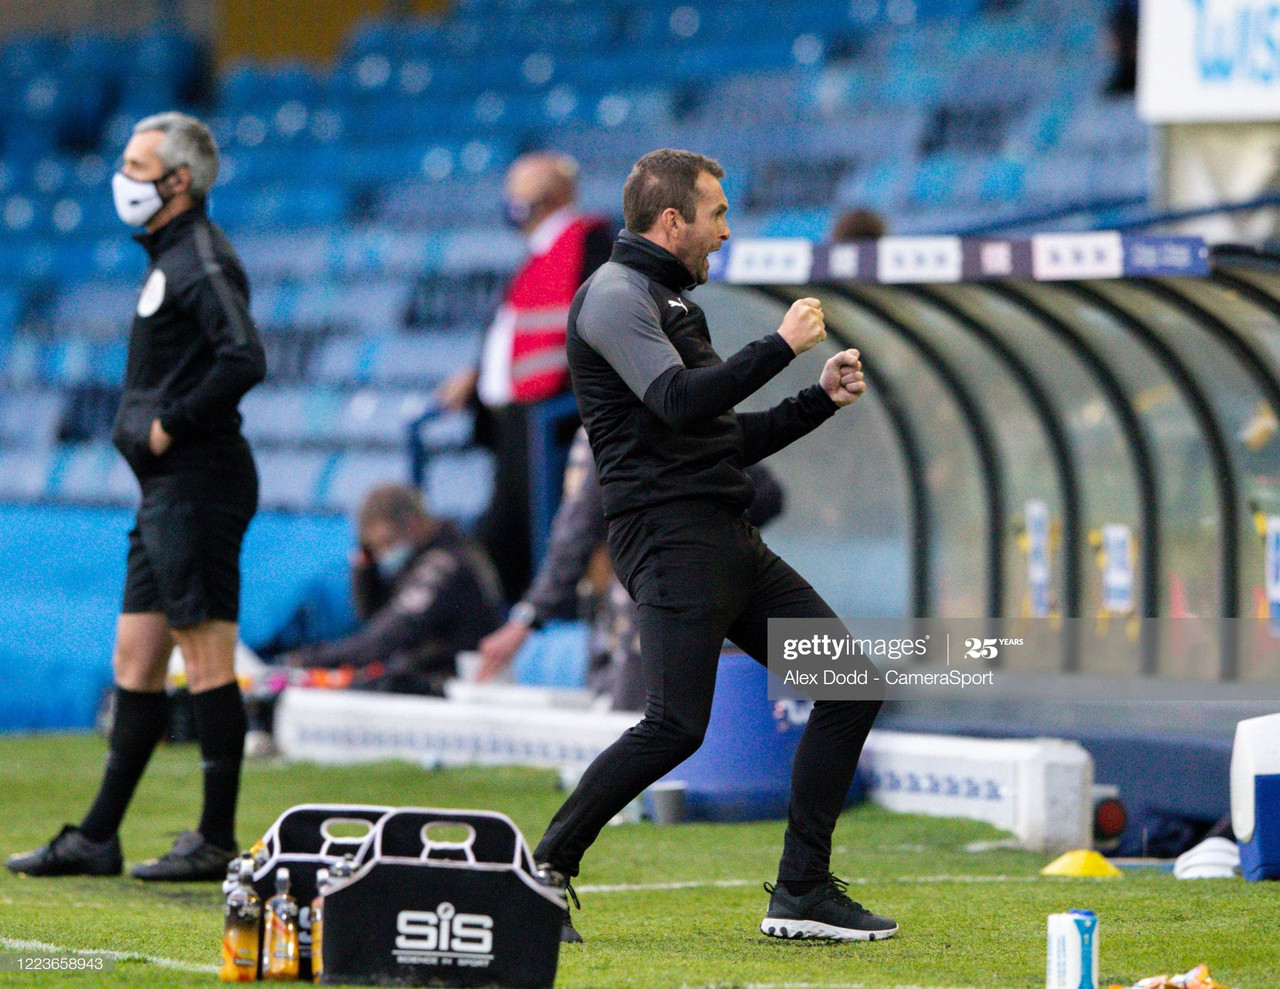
top-left (476, 427), bottom-right (784, 710)
top-left (279, 483), bottom-right (505, 696)
top-left (830, 207), bottom-right (887, 242)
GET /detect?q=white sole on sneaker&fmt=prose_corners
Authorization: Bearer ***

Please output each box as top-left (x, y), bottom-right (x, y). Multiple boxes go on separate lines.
top-left (760, 917), bottom-right (899, 942)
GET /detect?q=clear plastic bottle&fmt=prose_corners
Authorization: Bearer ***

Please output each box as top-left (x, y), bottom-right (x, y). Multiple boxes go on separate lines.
top-left (221, 855), bottom-right (245, 897)
top-left (262, 867), bottom-right (300, 981)
top-left (219, 857), bottom-right (261, 983)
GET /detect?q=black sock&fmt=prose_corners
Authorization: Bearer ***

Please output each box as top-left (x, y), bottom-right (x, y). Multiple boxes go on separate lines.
top-left (80, 687), bottom-right (171, 843)
top-left (781, 879), bottom-right (824, 897)
top-left (191, 682), bottom-right (246, 851)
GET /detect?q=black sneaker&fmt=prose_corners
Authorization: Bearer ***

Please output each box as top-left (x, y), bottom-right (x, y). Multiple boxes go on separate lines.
top-left (536, 865), bottom-right (584, 943)
top-left (5, 826), bottom-right (122, 877)
top-left (760, 876), bottom-right (898, 942)
top-left (131, 830), bottom-right (236, 882)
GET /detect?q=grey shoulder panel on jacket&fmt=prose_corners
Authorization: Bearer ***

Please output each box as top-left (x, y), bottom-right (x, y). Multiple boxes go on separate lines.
top-left (575, 261), bottom-right (683, 401)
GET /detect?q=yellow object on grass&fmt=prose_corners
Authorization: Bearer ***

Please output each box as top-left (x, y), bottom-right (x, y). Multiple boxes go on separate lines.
top-left (1041, 849), bottom-right (1123, 878)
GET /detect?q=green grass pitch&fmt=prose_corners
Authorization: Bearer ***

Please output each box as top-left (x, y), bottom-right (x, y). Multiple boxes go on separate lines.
top-left (0, 734), bottom-right (1276, 988)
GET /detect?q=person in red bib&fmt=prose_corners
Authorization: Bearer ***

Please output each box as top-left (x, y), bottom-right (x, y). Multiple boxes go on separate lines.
top-left (438, 153), bottom-right (612, 600)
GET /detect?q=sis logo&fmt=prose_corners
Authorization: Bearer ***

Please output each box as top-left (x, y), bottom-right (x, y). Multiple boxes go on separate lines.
top-left (394, 902), bottom-right (494, 966)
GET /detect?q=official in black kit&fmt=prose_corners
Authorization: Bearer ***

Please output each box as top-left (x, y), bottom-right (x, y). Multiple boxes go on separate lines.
top-left (533, 150), bottom-right (897, 944)
top-left (7, 113), bottom-right (266, 882)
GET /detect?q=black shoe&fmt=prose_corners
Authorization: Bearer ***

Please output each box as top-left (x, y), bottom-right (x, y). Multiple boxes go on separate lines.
top-left (760, 876), bottom-right (898, 942)
top-left (131, 830), bottom-right (236, 882)
top-left (5, 825), bottom-right (123, 877)
top-left (536, 865), bottom-right (584, 943)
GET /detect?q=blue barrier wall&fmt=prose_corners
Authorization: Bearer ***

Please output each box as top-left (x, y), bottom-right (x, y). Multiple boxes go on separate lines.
top-left (0, 504), bottom-right (352, 732)
top-left (654, 652), bottom-right (865, 822)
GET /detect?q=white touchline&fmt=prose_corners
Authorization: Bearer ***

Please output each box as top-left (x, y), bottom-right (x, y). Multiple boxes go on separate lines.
top-left (0, 936), bottom-right (217, 975)
top-left (579, 878), bottom-right (756, 893)
top-left (740, 984), bottom-right (981, 989)
top-left (742, 977), bottom-right (977, 987)
top-left (577, 874), bottom-right (1042, 894)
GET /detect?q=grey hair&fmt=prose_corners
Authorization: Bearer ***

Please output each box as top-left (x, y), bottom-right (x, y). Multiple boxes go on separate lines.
top-left (132, 112), bottom-right (219, 200)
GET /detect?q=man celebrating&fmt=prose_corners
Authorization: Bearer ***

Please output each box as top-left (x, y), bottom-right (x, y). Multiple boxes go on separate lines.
top-left (436, 152), bottom-right (611, 601)
top-left (7, 113), bottom-right (265, 881)
top-left (535, 149), bottom-right (895, 944)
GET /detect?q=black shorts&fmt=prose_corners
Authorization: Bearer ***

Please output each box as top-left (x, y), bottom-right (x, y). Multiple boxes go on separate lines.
top-left (122, 439), bottom-right (258, 628)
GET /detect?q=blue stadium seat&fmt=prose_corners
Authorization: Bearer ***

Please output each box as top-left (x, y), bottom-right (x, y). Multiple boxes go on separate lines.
top-left (2, 336), bottom-right (41, 386)
top-left (475, 54), bottom-right (527, 93)
top-left (0, 36), bottom-right (63, 82)
top-left (219, 61), bottom-right (321, 112)
top-left (1025, 153), bottom-right (1093, 204)
top-left (0, 285), bottom-right (23, 339)
top-left (978, 157), bottom-right (1028, 203)
top-left (909, 154), bottom-right (962, 206)
top-left (93, 340), bottom-right (127, 384)
top-left (333, 388), bottom-right (434, 447)
top-left (327, 228), bottom-right (437, 278)
top-left (336, 142), bottom-right (438, 185)
top-left (256, 449), bottom-right (329, 510)
top-left (43, 339), bottom-right (94, 386)
top-left (757, 209), bottom-right (833, 240)
top-left (321, 450), bottom-right (412, 512)
top-left (0, 390), bottom-right (62, 447)
top-left (49, 441), bottom-right (136, 504)
top-left (280, 279), bottom-right (411, 336)
top-left (242, 386), bottom-right (360, 447)
top-left (240, 388), bottom-right (308, 446)
top-left (0, 192), bottom-right (47, 237)
top-left (702, 71), bottom-right (799, 125)
top-left (372, 176), bottom-right (504, 227)
top-left (370, 333), bottom-right (483, 385)
top-left (439, 227), bottom-right (525, 273)
top-left (316, 336), bottom-right (383, 385)
top-left (50, 281), bottom-right (137, 337)
top-left (237, 231), bottom-right (330, 282)
top-left (209, 183), bottom-right (348, 231)
top-left (424, 448), bottom-right (494, 523)
top-left (0, 449), bottom-right (52, 500)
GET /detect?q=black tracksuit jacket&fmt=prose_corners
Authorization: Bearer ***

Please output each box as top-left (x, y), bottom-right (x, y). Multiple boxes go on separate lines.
top-left (565, 230), bottom-right (837, 521)
top-left (112, 206), bottom-right (266, 477)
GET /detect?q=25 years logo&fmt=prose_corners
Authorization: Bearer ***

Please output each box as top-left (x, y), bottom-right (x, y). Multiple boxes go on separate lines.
top-left (963, 637), bottom-right (1023, 660)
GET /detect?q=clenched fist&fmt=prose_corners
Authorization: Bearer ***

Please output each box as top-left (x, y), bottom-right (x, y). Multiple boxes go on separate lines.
top-left (820, 348), bottom-right (866, 407)
top-left (778, 297), bottom-right (826, 355)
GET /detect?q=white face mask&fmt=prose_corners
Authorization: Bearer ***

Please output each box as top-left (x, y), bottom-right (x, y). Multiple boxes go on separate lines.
top-left (375, 542), bottom-right (415, 580)
top-left (112, 171), bottom-right (165, 227)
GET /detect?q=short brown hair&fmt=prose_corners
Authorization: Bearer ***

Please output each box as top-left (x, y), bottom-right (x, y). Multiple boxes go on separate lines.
top-left (622, 149), bottom-right (725, 233)
top-left (358, 483), bottom-right (428, 534)
top-left (831, 208), bottom-right (887, 241)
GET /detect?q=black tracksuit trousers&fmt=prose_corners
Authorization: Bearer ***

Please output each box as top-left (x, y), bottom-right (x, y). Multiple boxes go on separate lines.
top-left (534, 499), bottom-right (881, 883)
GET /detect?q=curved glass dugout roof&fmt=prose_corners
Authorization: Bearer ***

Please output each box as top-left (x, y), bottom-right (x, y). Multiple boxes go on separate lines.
top-left (699, 234), bottom-right (1280, 682)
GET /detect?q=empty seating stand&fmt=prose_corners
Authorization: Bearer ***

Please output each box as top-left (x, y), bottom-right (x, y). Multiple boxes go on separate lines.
top-left (0, 0), bottom-right (1143, 518)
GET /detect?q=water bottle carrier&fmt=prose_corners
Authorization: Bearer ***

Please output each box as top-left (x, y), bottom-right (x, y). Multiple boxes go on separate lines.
top-left (252, 803), bottom-right (564, 987)
top-left (250, 803), bottom-right (394, 981)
